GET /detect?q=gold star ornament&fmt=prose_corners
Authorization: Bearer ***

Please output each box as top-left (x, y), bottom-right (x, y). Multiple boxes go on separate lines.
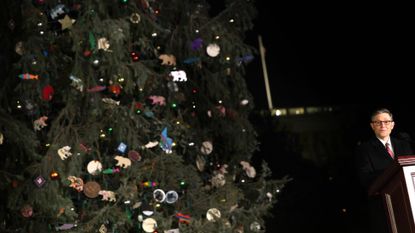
top-left (59, 15), bottom-right (76, 30)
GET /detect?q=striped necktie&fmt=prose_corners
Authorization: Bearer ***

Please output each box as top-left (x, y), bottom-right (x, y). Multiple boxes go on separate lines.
top-left (385, 142), bottom-right (394, 158)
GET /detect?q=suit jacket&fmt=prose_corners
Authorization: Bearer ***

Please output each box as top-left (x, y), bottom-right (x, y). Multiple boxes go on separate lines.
top-left (355, 136), bottom-right (413, 190)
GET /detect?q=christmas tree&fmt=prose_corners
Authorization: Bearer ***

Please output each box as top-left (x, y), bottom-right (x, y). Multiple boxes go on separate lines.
top-left (0, 0), bottom-right (289, 232)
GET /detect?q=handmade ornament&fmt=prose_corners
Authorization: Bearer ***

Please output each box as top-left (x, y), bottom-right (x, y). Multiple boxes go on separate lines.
top-left (142, 218), bottom-right (157, 232)
top-left (165, 190), bottom-right (179, 204)
top-left (97, 38), bottom-right (110, 51)
top-left (0, 132), bottom-right (3, 144)
top-left (211, 173), bottom-right (226, 187)
top-left (55, 224), bottom-right (76, 231)
top-left (33, 116), bottom-right (48, 131)
top-left (153, 189), bottom-right (166, 202)
top-left (69, 75), bottom-right (84, 92)
top-left (114, 156), bottom-right (131, 168)
top-left (130, 13), bottom-right (141, 23)
top-left (98, 190), bottom-right (116, 202)
top-left (99, 224), bottom-right (107, 233)
top-left (175, 213), bottom-right (191, 224)
top-left (165, 229), bottom-right (180, 233)
top-left (57, 146), bottom-right (72, 160)
top-left (117, 142), bottom-right (127, 153)
top-left (240, 161), bottom-right (256, 178)
top-left (34, 175), bottom-right (46, 187)
top-left (18, 73), bottom-right (38, 80)
top-left (206, 208), bottom-right (221, 222)
top-left (58, 15), bottom-right (75, 30)
top-left (191, 38), bottom-right (203, 50)
top-left (102, 98), bottom-right (120, 105)
top-left (144, 141), bottom-right (159, 148)
top-left (50, 4), bottom-right (66, 19)
top-left (15, 41), bottom-right (24, 55)
top-left (67, 176), bottom-right (84, 192)
top-left (158, 54), bottom-right (176, 66)
top-left (160, 127), bottom-right (173, 153)
top-left (20, 204), bottom-right (33, 218)
top-left (196, 155), bottom-right (206, 171)
top-left (170, 70), bottom-right (187, 82)
top-left (102, 167), bottom-right (120, 174)
top-left (128, 150), bottom-right (141, 161)
top-left (200, 141), bottom-right (213, 155)
top-left (250, 222), bottom-right (261, 232)
top-left (41, 85), bottom-right (54, 101)
top-left (206, 43), bottom-right (220, 57)
top-left (87, 160), bottom-right (103, 175)
top-left (83, 181), bottom-right (101, 198)
top-left (148, 95), bottom-right (166, 106)
top-left (87, 85), bottom-right (106, 93)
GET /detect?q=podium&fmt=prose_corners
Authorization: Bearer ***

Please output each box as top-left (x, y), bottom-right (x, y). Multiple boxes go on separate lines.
top-left (369, 156), bottom-right (415, 233)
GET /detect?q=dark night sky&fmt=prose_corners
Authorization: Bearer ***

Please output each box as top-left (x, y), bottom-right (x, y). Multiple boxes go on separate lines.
top-left (246, 1), bottom-right (414, 108)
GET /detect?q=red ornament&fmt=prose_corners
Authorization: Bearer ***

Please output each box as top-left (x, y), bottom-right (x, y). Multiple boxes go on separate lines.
top-left (83, 50), bottom-right (92, 57)
top-left (108, 84), bottom-right (122, 96)
top-left (41, 85), bottom-right (54, 101)
top-left (130, 51), bottom-right (139, 62)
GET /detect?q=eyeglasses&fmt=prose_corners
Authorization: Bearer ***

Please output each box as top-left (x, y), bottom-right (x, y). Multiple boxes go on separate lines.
top-left (371, 120), bottom-right (393, 126)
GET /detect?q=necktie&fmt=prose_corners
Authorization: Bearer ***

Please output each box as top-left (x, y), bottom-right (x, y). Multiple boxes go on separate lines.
top-left (385, 142), bottom-right (394, 158)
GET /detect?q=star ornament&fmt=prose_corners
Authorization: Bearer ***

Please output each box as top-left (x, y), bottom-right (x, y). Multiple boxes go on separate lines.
top-left (59, 15), bottom-right (76, 30)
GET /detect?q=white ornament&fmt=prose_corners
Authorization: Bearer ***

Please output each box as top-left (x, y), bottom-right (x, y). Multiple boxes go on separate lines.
top-left (98, 190), bottom-right (116, 202)
top-left (114, 155), bottom-right (131, 168)
top-left (240, 99), bottom-right (249, 105)
top-left (57, 146), bottom-right (72, 160)
top-left (87, 160), bottom-right (103, 175)
top-left (206, 43), bottom-right (220, 57)
top-left (144, 141), bottom-right (159, 148)
top-left (142, 218), bottom-right (157, 232)
top-left (206, 208), bottom-right (221, 222)
top-left (170, 70), bottom-right (187, 82)
top-left (200, 141), bottom-right (213, 155)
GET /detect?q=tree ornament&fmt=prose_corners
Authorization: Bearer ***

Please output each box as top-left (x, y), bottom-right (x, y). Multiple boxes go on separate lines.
top-left (50, 171), bottom-right (60, 180)
top-left (130, 13), bottom-right (141, 24)
top-left (99, 224), bottom-right (107, 233)
top-left (160, 127), bottom-right (173, 153)
top-left (200, 141), bottom-right (213, 155)
top-left (175, 213), bottom-right (191, 224)
top-left (20, 204), bottom-right (33, 218)
top-left (170, 70), bottom-right (187, 82)
top-left (206, 208), bottom-right (221, 222)
top-left (33, 116), bottom-right (48, 131)
top-left (117, 142), bottom-right (127, 153)
top-left (97, 38), bottom-right (111, 51)
top-left (58, 15), bottom-right (76, 30)
top-left (57, 146), bottom-right (72, 160)
top-left (87, 160), bottom-right (103, 175)
top-left (114, 156), bottom-right (131, 168)
top-left (153, 189), bottom-right (166, 202)
top-left (128, 150), bottom-right (141, 161)
top-left (0, 132), bottom-right (3, 144)
top-left (165, 190), bottom-right (179, 204)
top-left (130, 51), bottom-right (140, 62)
top-left (50, 4), bottom-right (67, 20)
top-left (108, 84), bottom-right (122, 96)
top-left (34, 175), bottom-right (46, 187)
top-left (240, 161), bottom-right (256, 178)
top-left (98, 190), bottom-right (116, 202)
top-left (158, 54), bottom-right (176, 66)
top-left (142, 218), bottom-right (157, 232)
top-left (191, 38), bottom-right (203, 51)
top-left (206, 43), bottom-right (220, 57)
top-left (67, 176), bottom-right (84, 192)
top-left (55, 224), bottom-right (76, 231)
top-left (83, 181), bottom-right (101, 198)
top-left (41, 85), bottom-right (54, 101)
top-left (18, 73), bottom-right (38, 80)
top-left (249, 222), bottom-right (261, 232)
top-left (15, 41), bottom-right (24, 55)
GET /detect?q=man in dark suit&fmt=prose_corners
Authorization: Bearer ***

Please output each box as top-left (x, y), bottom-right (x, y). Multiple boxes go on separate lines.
top-left (355, 108), bottom-right (413, 233)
